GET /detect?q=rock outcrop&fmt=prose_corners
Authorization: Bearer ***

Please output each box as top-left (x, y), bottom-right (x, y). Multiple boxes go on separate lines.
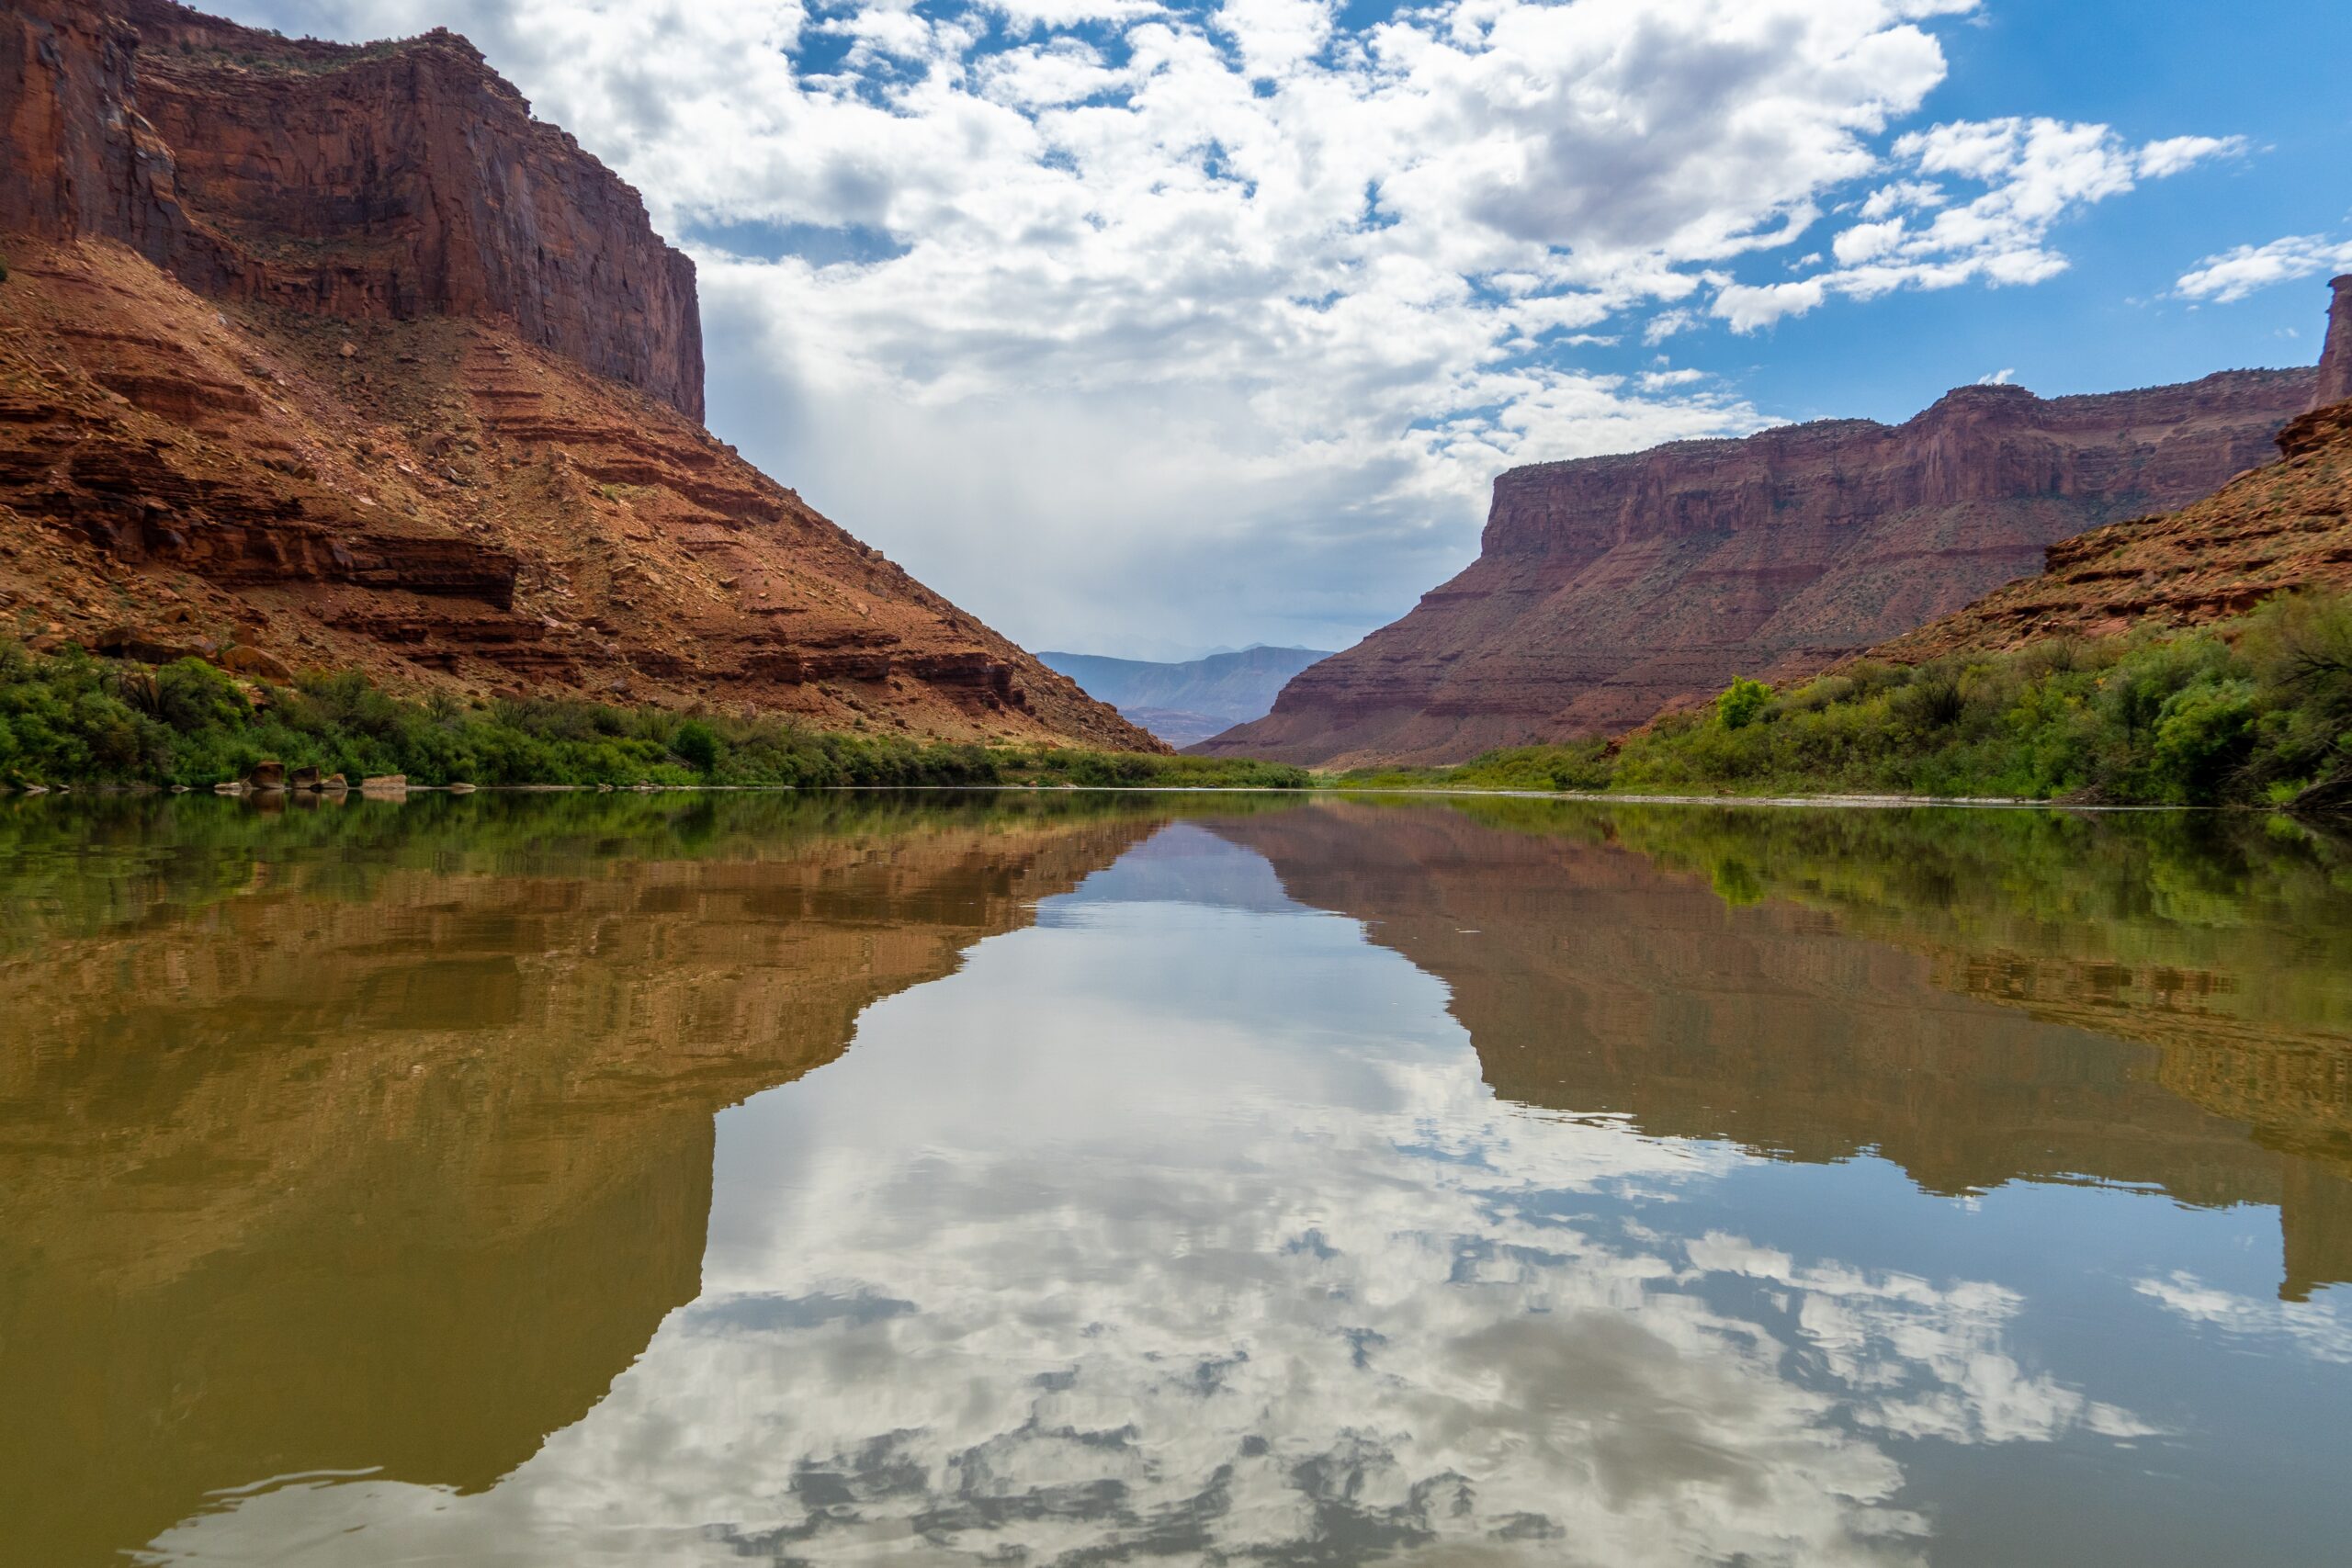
top-left (1200, 369), bottom-right (2316, 767)
top-left (6, 0), bottom-right (701, 419)
top-left (0, 0), bottom-right (1157, 750)
top-left (1876, 287), bottom-right (2352, 662)
top-left (2317, 276), bottom-right (2352, 412)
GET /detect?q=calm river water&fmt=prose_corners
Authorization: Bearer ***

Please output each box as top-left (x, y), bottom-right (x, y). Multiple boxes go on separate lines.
top-left (3, 792), bottom-right (2349, 1566)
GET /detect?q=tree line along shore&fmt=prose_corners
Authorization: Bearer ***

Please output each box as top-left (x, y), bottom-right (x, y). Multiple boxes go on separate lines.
top-left (4, 586), bottom-right (2349, 810)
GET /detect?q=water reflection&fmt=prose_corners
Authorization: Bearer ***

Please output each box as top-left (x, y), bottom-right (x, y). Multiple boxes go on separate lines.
top-left (1, 795), bottom-right (2347, 1565)
top-left (1209, 801), bottom-right (2352, 1301)
top-left (0, 794), bottom-right (1183, 1564)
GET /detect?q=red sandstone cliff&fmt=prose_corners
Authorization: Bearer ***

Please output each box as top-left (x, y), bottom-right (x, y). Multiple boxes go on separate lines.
top-left (1200, 369), bottom-right (2316, 768)
top-left (2316, 276), bottom-right (2352, 412)
top-left (1873, 292), bottom-right (2352, 662)
top-left (6, 0), bottom-right (701, 420)
top-left (0, 0), bottom-right (1157, 749)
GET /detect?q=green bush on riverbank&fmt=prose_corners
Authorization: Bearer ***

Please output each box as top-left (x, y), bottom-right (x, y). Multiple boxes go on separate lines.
top-left (0, 643), bottom-right (1311, 791)
top-left (1339, 590), bottom-right (2352, 809)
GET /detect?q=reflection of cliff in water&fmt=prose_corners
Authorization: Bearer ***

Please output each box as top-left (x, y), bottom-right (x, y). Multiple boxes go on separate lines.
top-left (0, 794), bottom-right (1182, 1568)
top-left (1211, 801), bottom-right (2352, 1303)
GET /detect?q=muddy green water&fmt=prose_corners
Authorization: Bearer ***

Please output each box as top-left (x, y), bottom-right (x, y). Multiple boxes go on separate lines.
top-left (2, 793), bottom-right (2348, 1566)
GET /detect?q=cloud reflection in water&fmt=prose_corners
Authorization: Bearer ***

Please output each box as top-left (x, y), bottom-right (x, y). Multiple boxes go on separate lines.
top-left (146, 828), bottom-right (2169, 1566)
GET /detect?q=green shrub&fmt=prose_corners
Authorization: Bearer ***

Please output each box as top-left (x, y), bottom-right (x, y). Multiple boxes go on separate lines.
top-left (1715, 676), bottom-right (1772, 730)
top-left (2149, 677), bottom-right (2258, 801)
top-left (0, 644), bottom-right (1310, 792)
top-left (672, 719), bottom-right (721, 774)
top-left (1331, 588), bottom-right (2352, 809)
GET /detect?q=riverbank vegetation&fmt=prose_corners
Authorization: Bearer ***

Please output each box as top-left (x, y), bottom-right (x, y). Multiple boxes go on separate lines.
top-left (9, 587), bottom-right (2349, 807)
top-left (1336, 590), bottom-right (2352, 810)
top-left (0, 642), bottom-right (1310, 791)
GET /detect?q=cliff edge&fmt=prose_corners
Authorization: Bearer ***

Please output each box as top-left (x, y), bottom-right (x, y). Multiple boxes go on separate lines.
top-left (1200, 365), bottom-right (2316, 768)
top-left (1871, 287), bottom-right (2352, 663)
top-left (0, 0), bottom-right (1157, 749)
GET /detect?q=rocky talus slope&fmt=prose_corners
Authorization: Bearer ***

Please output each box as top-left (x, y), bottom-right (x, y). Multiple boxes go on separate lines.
top-left (1201, 369), bottom-right (2315, 768)
top-left (0, 0), bottom-right (1154, 749)
top-left (1877, 278), bottom-right (2352, 661)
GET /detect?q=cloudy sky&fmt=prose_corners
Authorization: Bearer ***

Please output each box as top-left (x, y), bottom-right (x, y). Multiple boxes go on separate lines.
top-left (212, 0), bottom-right (2352, 659)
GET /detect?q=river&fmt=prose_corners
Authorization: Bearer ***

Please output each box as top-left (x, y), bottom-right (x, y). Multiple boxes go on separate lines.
top-left (3, 792), bottom-right (2347, 1565)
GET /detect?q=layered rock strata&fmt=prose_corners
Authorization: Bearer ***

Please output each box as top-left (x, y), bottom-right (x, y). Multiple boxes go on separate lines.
top-left (6, 0), bottom-right (701, 419)
top-left (1202, 370), bottom-right (2315, 767)
top-left (1878, 290), bottom-right (2352, 661)
top-left (0, 0), bottom-right (1156, 749)
top-left (2317, 275), bottom-right (2352, 412)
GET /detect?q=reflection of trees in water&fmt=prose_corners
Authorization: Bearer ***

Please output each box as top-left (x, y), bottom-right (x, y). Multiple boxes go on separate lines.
top-left (0, 795), bottom-right (1187, 1567)
top-left (1210, 801), bottom-right (2352, 1300)
top-left (7, 795), bottom-right (2348, 1565)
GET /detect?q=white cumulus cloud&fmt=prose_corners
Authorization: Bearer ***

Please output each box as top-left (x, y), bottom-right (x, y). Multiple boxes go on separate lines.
top-left (204, 0), bottom-right (2246, 655)
top-left (1713, 118), bottom-right (2245, 332)
top-left (2177, 233), bottom-right (2352, 304)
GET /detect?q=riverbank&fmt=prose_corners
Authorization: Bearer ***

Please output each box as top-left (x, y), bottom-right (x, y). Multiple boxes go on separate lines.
top-left (0, 642), bottom-right (1310, 792)
top-left (10, 586), bottom-right (2350, 812)
top-left (1329, 590), bottom-right (2352, 814)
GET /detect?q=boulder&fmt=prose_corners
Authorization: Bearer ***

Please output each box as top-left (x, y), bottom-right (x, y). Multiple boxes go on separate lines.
top-left (288, 765), bottom-right (322, 791)
top-left (95, 626), bottom-right (217, 664)
top-left (219, 645), bottom-right (292, 681)
top-left (247, 761), bottom-right (286, 789)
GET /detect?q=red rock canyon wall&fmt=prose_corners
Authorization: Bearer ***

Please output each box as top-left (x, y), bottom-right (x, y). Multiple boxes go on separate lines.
top-left (1202, 368), bottom-right (2316, 766)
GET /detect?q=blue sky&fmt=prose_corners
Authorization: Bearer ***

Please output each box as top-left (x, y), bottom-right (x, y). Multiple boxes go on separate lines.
top-left (1676, 0), bottom-right (2352, 422)
top-left (216, 1), bottom-right (2352, 659)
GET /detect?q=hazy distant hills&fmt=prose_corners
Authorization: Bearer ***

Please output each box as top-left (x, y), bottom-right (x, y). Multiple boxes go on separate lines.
top-left (1038, 646), bottom-right (1333, 746)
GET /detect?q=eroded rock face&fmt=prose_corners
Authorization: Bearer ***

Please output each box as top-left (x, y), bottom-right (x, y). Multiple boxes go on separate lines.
top-left (6, 0), bottom-right (701, 421)
top-left (2315, 276), bottom-right (2352, 412)
top-left (0, 1), bottom-right (1157, 749)
top-left (1202, 370), bottom-right (2316, 767)
top-left (1874, 385), bottom-right (2352, 661)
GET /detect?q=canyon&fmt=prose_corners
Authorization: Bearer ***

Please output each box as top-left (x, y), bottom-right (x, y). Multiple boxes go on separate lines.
top-left (1199, 362), bottom-right (2320, 768)
top-left (1040, 644), bottom-right (1333, 746)
top-left (0, 0), bottom-right (1154, 750)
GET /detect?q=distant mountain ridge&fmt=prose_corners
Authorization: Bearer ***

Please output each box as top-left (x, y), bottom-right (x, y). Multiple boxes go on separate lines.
top-left (1039, 647), bottom-right (1332, 745)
